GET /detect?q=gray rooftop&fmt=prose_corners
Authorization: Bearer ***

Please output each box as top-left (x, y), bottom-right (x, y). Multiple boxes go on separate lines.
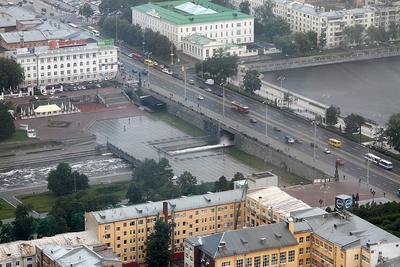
top-left (186, 222), bottom-right (298, 259)
top-left (295, 212), bottom-right (400, 249)
top-left (0, 28), bottom-right (91, 44)
top-left (0, 6), bottom-right (36, 28)
top-left (90, 190), bottom-right (243, 224)
top-left (377, 256), bottom-right (400, 267)
top-left (290, 207), bottom-right (327, 220)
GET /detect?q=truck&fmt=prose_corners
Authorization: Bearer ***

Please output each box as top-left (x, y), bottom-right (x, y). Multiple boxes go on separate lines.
top-left (231, 101), bottom-right (249, 113)
top-left (205, 79), bottom-right (214, 85)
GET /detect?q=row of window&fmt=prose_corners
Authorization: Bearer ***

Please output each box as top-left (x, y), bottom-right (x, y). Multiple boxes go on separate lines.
top-left (24, 74), bottom-right (110, 86)
top-left (223, 251), bottom-right (296, 267)
top-left (179, 21), bottom-right (252, 34)
top-left (18, 51), bottom-right (115, 64)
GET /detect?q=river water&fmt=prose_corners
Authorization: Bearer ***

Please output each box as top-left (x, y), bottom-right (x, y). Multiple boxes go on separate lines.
top-left (262, 57), bottom-right (400, 125)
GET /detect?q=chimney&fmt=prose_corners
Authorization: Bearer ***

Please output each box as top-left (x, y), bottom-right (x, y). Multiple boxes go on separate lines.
top-left (287, 217), bottom-right (295, 234)
top-left (163, 201), bottom-right (168, 222)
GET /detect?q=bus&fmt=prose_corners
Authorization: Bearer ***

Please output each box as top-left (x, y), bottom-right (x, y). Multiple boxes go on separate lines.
top-left (144, 59), bottom-right (155, 67)
top-left (379, 159), bottom-right (393, 170)
top-left (364, 153), bottom-right (381, 164)
top-left (92, 30), bottom-right (100, 37)
top-left (231, 101), bottom-right (249, 113)
top-left (328, 138), bottom-right (342, 148)
top-left (68, 23), bottom-right (78, 28)
top-left (131, 52), bottom-right (143, 62)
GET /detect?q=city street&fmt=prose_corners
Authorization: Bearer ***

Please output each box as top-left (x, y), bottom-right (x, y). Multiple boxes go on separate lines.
top-left (119, 51), bottom-right (400, 196)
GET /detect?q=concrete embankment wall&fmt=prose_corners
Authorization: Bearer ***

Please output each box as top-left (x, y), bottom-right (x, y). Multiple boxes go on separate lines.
top-left (142, 88), bottom-right (327, 182)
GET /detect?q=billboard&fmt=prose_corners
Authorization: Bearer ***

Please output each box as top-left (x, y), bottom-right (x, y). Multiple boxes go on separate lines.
top-left (48, 39), bottom-right (87, 49)
top-left (97, 39), bottom-right (114, 46)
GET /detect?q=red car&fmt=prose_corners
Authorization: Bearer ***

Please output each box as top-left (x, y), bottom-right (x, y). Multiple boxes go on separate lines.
top-left (336, 159), bottom-right (345, 166)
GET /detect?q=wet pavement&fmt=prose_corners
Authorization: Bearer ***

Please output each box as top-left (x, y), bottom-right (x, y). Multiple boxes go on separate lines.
top-left (89, 116), bottom-right (256, 182)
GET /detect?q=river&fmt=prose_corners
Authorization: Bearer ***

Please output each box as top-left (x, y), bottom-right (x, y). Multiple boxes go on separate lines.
top-left (262, 56), bottom-right (400, 125)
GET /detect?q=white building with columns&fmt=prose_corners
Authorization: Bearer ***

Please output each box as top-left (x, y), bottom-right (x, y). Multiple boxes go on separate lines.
top-left (10, 39), bottom-right (118, 88)
top-left (131, 0), bottom-right (254, 50)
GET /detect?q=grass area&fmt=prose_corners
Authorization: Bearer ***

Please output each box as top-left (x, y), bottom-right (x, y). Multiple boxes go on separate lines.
top-left (0, 198), bottom-right (16, 220)
top-left (347, 133), bottom-right (373, 143)
top-left (226, 148), bottom-right (310, 186)
top-left (18, 182), bottom-right (130, 215)
top-left (151, 111), bottom-right (206, 137)
top-left (0, 130), bottom-right (30, 143)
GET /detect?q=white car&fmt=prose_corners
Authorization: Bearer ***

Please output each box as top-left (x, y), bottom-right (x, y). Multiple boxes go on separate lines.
top-left (324, 148), bottom-right (331, 154)
top-left (162, 68), bottom-right (173, 75)
top-left (197, 95), bottom-right (204, 100)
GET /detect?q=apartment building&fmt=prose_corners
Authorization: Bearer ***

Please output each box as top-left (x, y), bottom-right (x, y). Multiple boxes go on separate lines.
top-left (246, 186), bottom-right (311, 225)
top-left (85, 190), bottom-right (246, 266)
top-left (0, 231), bottom-right (101, 267)
top-left (185, 209), bottom-right (400, 267)
top-left (10, 39), bottom-right (118, 88)
top-left (35, 244), bottom-right (121, 267)
top-left (273, 0), bottom-right (377, 48)
top-left (131, 0), bottom-right (254, 50)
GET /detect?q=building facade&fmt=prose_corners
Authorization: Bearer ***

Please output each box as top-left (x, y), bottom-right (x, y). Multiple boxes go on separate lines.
top-left (131, 0), bottom-right (254, 50)
top-left (85, 190), bottom-right (246, 266)
top-left (186, 210), bottom-right (400, 267)
top-left (10, 39), bottom-right (118, 88)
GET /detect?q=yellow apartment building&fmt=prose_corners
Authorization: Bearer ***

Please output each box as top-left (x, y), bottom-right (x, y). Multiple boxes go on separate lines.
top-left (85, 190), bottom-right (246, 266)
top-left (185, 209), bottom-right (400, 267)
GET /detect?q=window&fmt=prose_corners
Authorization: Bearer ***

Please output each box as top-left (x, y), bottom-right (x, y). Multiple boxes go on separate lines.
top-left (280, 252), bottom-right (286, 263)
top-left (306, 247), bottom-right (310, 253)
top-left (288, 250), bottom-right (295, 262)
top-left (305, 258), bottom-right (310, 264)
top-left (262, 255), bottom-right (269, 267)
top-left (299, 259), bottom-right (304, 266)
top-left (222, 262), bottom-right (230, 267)
top-left (245, 258), bottom-right (252, 267)
top-left (299, 237), bottom-right (304, 243)
top-left (236, 259), bottom-right (243, 267)
top-left (271, 254), bottom-right (278, 265)
top-left (306, 236), bottom-right (310, 242)
top-left (254, 256), bottom-right (260, 267)
top-left (355, 254), bottom-right (359, 260)
top-left (299, 248), bottom-right (304, 254)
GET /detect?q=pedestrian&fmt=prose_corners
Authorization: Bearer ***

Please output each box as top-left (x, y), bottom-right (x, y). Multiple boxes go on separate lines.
top-left (384, 192), bottom-right (386, 198)
top-left (343, 175), bottom-right (346, 180)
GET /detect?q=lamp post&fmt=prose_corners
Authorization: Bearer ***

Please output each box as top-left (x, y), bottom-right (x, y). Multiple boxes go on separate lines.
top-left (312, 120), bottom-right (317, 162)
top-left (265, 103), bottom-right (268, 142)
top-left (182, 65), bottom-right (187, 101)
top-left (170, 43), bottom-right (174, 65)
top-left (221, 82), bottom-right (225, 118)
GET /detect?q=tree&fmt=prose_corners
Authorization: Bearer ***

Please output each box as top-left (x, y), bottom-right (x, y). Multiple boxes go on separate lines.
top-left (343, 25), bottom-right (365, 46)
top-left (344, 113), bottom-right (365, 134)
top-left (239, 1), bottom-right (251, 14)
top-left (36, 215), bottom-right (68, 238)
top-left (283, 91), bottom-right (293, 109)
top-left (177, 171), bottom-right (197, 196)
top-left (0, 103), bottom-right (15, 141)
top-left (326, 105), bottom-right (340, 126)
top-left (0, 58), bottom-right (24, 92)
top-left (196, 52), bottom-right (239, 84)
top-left (79, 3), bottom-right (94, 20)
top-left (215, 176), bottom-right (230, 192)
top-left (273, 35), bottom-right (297, 56)
top-left (388, 22), bottom-right (398, 40)
top-left (126, 183), bottom-right (143, 204)
top-left (13, 204), bottom-right (34, 240)
top-left (230, 172), bottom-right (245, 189)
top-left (385, 113), bottom-right (400, 151)
top-left (319, 31), bottom-right (327, 48)
top-left (305, 31), bottom-right (318, 50)
top-left (47, 163), bottom-right (89, 196)
top-left (145, 219), bottom-right (171, 267)
top-left (366, 26), bottom-right (389, 44)
top-left (294, 32), bottom-right (312, 54)
top-left (0, 223), bottom-right (14, 243)
top-left (243, 70), bottom-right (261, 93)
top-left (254, 2), bottom-right (290, 42)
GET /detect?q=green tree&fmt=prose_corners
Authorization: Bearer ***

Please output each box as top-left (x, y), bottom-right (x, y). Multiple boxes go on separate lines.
top-left (177, 171), bottom-right (197, 196)
top-left (388, 22), bottom-right (398, 40)
top-left (294, 32), bottom-right (312, 54)
top-left (0, 223), bottom-right (14, 243)
top-left (145, 219), bottom-right (171, 267)
top-left (366, 26), bottom-right (389, 44)
top-left (215, 176), bottom-right (230, 192)
top-left (243, 70), bottom-right (261, 93)
top-left (196, 51), bottom-right (239, 84)
top-left (0, 58), bottom-right (24, 92)
top-left (79, 3), bottom-right (94, 20)
top-left (47, 163), bottom-right (89, 196)
top-left (126, 183), bottom-right (143, 204)
top-left (273, 35), bottom-right (297, 56)
top-left (344, 113), bottom-right (365, 134)
top-left (239, 1), bottom-right (251, 14)
top-left (319, 31), bottom-right (327, 48)
top-left (50, 195), bottom-right (85, 232)
top-left (36, 215), bottom-right (69, 238)
top-left (385, 113), bottom-right (400, 151)
top-left (326, 105), bottom-right (340, 126)
top-left (283, 91), bottom-right (293, 109)
top-left (13, 204), bottom-right (34, 240)
top-left (230, 172), bottom-right (245, 189)
top-left (305, 31), bottom-right (318, 50)
top-left (343, 25), bottom-right (365, 46)
top-left (0, 103), bottom-right (15, 141)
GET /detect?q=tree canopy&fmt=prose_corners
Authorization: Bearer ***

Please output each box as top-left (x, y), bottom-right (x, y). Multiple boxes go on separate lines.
top-left (13, 204), bottom-right (34, 240)
top-left (0, 58), bottom-right (24, 92)
top-left (243, 70), bottom-right (261, 93)
top-left (195, 51), bottom-right (238, 84)
top-left (326, 105), bottom-right (340, 126)
top-left (0, 103), bottom-right (15, 141)
top-left (343, 25), bottom-right (365, 46)
top-left (79, 3), bottom-right (94, 19)
top-left (145, 219), bottom-right (171, 267)
top-left (177, 171), bottom-right (198, 196)
top-left (47, 163), bottom-right (89, 196)
top-left (344, 113), bottom-right (365, 134)
top-left (239, 1), bottom-right (251, 14)
top-left (385, 113), bottom-right (400, 151)
top-left (254, 2), bottom-right (290, 42)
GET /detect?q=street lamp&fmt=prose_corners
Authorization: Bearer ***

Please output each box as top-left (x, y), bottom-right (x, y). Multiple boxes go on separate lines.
top-left (182, 65), bottom-right (187, 101)
top-left (312, 120), bottom-right (317, 162)
top-left (221, 82), bottom-right (225, 118)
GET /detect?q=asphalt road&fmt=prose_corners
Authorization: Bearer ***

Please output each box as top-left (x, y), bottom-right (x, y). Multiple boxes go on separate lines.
top-left (119, 51), bottom-right (400, 196)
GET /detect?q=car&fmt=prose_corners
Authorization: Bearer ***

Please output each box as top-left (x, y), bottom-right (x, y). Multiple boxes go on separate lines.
top-left (285, 136), bottom-right (295, 144)
top-left (142, 69), bottom-right (148, 75)
top-left (273, 126), bottom-right (281, 132)
top-left (310, 142), bottom-right (318, 148)
top-left (199, 85), bottom-right (206, 89)
top-left (336, 159), bottom-right (345, 166)
top-left (205, 88), bottom-right (213, 93)
top-left (96, 83), bottom-right (101, 88)
top-left (216, 92), bottom-right (223, 97)
top-left (250, 118), bottom-right (257, 123)
top-left (162, 68), bottom-right (173, 75)
top-left (295, 139), bottom-right (303, 144)
top-left (324, 148), bottom-right (331, 154)
top-left (188, 79), bottom-right (195, 85)
top-left (197, 95), bottom-right (204, 100)
top-left (49, 12), bottom-right (54, 16)
top-left (131, 69), bottom-right (137, 74)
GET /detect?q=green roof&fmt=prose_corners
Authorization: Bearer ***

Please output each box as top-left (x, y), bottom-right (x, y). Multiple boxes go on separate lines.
top-left (132, 0), bottom-right (253, 25)
top-left (185, 34), bottom-right (219, 45)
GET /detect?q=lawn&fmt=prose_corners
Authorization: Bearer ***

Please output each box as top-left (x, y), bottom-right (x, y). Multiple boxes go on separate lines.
top-left (151, 112), bottom-right (206, 137)
top-left (0, 130), bottom-right (30, 143)
top-left (18, 182), bottom-right (130, 215)
top-left (0, 199), bottom-right (15, 220)
top-left (347, 133), bottom-right (373, 143)
top-left (227, 148), bottom-right (310, 186)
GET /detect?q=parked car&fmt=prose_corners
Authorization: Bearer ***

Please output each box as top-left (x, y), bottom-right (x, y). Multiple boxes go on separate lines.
top-left (162, 68), bottom-right (173, 75)
top-left (250, 118), bottom-right (257, 123)
top-left (273, 127), bottom-right (281, 132)
top-left (172, 73), bottom-right (182, 80)
top-left (142, 69), bottom-right (148, 75)
top-left (188, 79), bottom-right (195, 85)
top-left (324, 148), bottom-right (331, 154)
top-left (285, 136), bottom-right (295, 144)
top-left (131, 69), bottom-right (137, 74)
top-left (205, 88), bottom-right (212, 93)
top-left (336, 159), bottom-right (345, 166)
top-left (295, 139), bottom-right (303, 144)
top-left (197, 95), bottom-right (204, 100)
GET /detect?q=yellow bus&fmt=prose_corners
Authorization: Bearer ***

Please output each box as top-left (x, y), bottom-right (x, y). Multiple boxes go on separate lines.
top-left (328, 138), bottom-right (342, 148)
top-left (144, 59), bottom-right (155, 67)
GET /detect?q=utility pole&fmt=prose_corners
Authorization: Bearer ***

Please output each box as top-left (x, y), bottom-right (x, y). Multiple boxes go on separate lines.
top-left (142, 31), bottom-right (145, 53)
top-left (265, 104), bottom-right (268, 143)
top-left (182, 66), bottom-right (187, 101)
top-left (222, 83), bottom-right (225, 118)
top-left (313, 121), bottom-right (317, 162)
top-left (367, 147), bottom-right (370, 188)
top-left (170, 44), bottom-right (174, 65)
top-left (115, 13), bottom-right (118, 44)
